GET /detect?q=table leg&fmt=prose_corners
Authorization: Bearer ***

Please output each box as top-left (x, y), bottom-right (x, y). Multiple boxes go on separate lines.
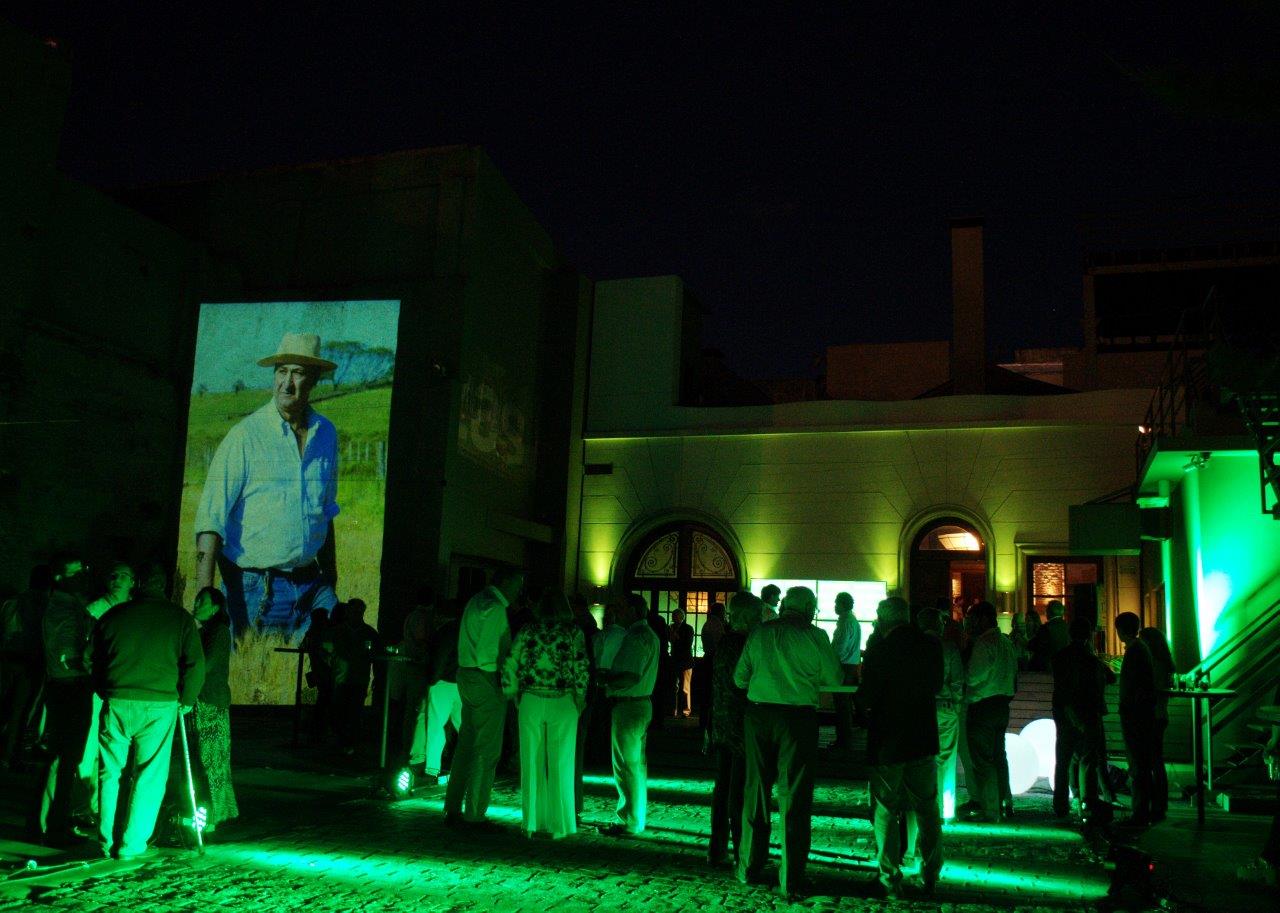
top-left (1192, 696), bottom-right (1204, 823)
top-left (379, 663), bottom-right (392, 770)
top-left (293, 651), bottom-right (304, 746)
top-left (1205, 698), bottom-right (1215, 792)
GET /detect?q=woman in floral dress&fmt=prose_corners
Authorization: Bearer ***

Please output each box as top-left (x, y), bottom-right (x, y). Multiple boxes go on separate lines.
top-left (192, 587), bottom-right (239, 832)
top-left (502, 590), bottom-right (589, 839)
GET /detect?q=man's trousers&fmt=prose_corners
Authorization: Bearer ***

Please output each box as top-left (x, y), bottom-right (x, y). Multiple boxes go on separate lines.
top-left (936, 702), bottom-right (960, 819)
top-left (444, 668), bottom-right (506, 821)
top-left (1121, 710), bottom-right (1156, 823)
top-left (33, 678), bottom-right (94, 837)
top-left (739, 703), bottom-right (818, 894)
top-left (871, 755), bottom-right (943, 889)
top-left (98, 698), bottom-right (178, 858)
top-left (425, 680), bottom-right (462, 776)
top-left (610, 697), bottom-right (651, 832)
top-left (965, 696), bottom-right (1011, 821)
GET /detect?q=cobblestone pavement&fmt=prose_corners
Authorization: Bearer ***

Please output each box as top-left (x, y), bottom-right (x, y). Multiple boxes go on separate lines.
top-left (2, 760), bottom-right (1114, 913)
top-left (4, 710), bottom-right (1271, 911)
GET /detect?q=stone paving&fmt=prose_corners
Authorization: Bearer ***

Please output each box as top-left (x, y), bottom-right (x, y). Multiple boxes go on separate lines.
top-left (2, 767), bottom-right (1113, 912)
top-left (1, 714), bottom-right (1269, 912)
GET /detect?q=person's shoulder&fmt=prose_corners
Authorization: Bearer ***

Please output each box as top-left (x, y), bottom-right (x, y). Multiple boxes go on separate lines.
top-left (226, 404), bottom-right (273, 439)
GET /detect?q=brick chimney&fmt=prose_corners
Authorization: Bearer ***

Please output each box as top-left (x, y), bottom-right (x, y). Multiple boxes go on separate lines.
top-left (950, 217), bottom-right (986, 394)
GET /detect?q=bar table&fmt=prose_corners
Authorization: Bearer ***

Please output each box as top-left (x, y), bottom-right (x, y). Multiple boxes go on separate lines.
top-left (1162, 686), bottom-right (1235, 822)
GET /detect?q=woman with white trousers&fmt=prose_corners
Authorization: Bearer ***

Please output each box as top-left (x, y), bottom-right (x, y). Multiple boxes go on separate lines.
top-left (502, 590), bottom-right (589, 839)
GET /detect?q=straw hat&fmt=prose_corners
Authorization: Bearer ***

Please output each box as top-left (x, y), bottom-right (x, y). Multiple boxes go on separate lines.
top-left (256, 333), bottom-right (337, 372)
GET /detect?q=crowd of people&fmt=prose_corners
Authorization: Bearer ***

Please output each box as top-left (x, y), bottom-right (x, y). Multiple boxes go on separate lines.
top-left (0, 557), bottom-right (230, 859)
top-left (8, 559), bottom-right (1279, 897)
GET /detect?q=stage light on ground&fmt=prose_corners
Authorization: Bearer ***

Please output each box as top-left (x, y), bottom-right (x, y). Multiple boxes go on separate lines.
top-left (1005, 732), bottom-right (1039, 794)
top-left (391, 767), bottom-right (414, 797)
top-left (182, 805), bottom-right (208, 832)
top-left (1020, 718), bottom-right (1057, 783)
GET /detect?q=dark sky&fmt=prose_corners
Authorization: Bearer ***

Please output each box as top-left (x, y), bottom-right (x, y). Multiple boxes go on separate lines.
top-left (13, 2), bottom-right (1280, 376)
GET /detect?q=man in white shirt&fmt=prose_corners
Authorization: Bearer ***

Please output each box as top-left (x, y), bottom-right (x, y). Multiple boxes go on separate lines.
top-left (918, 607), bottom-right (964, 821)
top-left (759, 584), bottom-right (781, 623)
top-left (193, 333), bottom-right (340, 640)
top-left (599, 593), bottom-right (660, 836)
top-left (962, 601), bottom-right (1018, 822)
top-left (598, 600), bottom-right (628, 672)
top-left (444, 569), bottom-right (523, 829)
top-left (830, 592), bottom-right (861, 750)
top-left (734, 586), bottom-right (842, 899)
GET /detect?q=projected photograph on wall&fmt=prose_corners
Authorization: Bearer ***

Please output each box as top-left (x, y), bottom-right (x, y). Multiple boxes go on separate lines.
top-left (177, 300), bottom-right (401, 704)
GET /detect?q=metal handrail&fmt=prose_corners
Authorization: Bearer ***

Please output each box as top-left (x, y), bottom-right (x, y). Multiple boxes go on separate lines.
top-left (1187, 593), bottom-right (1280, 685)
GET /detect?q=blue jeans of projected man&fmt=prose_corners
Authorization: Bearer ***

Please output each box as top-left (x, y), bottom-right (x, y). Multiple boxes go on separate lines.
top-left (219, 559), bottom-right (337, 641)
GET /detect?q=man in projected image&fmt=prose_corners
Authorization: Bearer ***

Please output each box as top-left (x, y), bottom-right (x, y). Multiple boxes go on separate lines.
top-left (194, 333), bottom-right (340, 640)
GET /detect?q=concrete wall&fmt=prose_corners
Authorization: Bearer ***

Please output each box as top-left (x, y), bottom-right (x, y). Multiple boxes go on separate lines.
top-left (125, 146), bottom-right (587, 626)
top-left (1, 25), bottom-right (219, 588)
top-left (587, 276), bottom-right (687, 429)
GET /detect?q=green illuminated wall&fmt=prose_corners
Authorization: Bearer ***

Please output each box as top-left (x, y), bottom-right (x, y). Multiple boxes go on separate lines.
top-left (576, 423), bottom-right (1141, 604)
top-left (1179, 453), bottom-right (1280, 662)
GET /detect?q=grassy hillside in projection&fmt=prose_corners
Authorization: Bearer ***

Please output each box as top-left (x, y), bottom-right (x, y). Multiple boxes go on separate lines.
top-left (177, 384), bottom-right (392, 705)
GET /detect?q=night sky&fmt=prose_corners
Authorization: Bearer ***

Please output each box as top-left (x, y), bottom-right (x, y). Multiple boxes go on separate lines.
top-left (14, 2), bottom-right (1280, 377)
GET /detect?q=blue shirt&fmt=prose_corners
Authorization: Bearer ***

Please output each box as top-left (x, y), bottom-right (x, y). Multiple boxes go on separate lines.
top-left (195, 401), bottom-right (339, 570)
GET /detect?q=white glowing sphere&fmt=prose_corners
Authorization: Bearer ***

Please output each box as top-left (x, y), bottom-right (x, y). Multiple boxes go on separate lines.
top-left (1004, 732), bottom-right (1040, 795)
top-left (1020, 717), bottom-right (1057, 782)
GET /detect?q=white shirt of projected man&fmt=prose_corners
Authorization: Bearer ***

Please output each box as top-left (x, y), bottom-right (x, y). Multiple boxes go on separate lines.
top-left (195, 401), bottom-right (339, 571)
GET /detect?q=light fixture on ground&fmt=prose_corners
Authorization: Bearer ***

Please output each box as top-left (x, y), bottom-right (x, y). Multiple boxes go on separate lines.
top-left (1004, 732), bottom-right (1040, 795)
top-left (389, 766), bottom-right (414, 798)
top-left (1020, 717), bottom-right (1057, 785)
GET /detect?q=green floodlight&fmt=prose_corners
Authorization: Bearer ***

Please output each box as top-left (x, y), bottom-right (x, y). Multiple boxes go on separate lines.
top-left (182, 805), bottom-right (208, 833)
top-left (393, 767), bottom-right (414, 797)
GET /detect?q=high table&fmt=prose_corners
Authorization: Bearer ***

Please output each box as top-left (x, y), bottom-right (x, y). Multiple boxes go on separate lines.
top-left (1162, 687), bottom-right (1236, 823)
top-left (273, 646), bottom-right (306, 745)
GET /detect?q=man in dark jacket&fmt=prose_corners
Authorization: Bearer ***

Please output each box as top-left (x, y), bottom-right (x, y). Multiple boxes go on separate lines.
top-left (90, 563), bottom-right (204, 859)
top-left (1116, 611), bottom-right (1157, 827)
top-left (1052, 616), bottom-right (1114, 824)
top-left (858, 596), bottom-right (944, 898)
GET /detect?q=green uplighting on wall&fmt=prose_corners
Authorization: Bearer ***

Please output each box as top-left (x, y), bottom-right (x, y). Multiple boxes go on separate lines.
top-left (1197, 569), bottom-right (1232, 660)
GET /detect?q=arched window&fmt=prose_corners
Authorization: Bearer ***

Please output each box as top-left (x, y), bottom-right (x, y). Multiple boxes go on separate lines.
top-left (625, 522), bottom-right (740, 657)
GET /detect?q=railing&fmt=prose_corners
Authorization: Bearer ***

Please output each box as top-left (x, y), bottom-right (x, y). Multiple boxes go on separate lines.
top-left (1184, 593), bottom-right (1280, 738)
top-left (1135, 296), bottom-right (1216, 479)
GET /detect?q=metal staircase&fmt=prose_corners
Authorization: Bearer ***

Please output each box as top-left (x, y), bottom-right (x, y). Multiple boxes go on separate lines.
top-left (1203, 288), bottom-right (1280, 517)
top-left (1233, 390), bottom-right (1280, 517)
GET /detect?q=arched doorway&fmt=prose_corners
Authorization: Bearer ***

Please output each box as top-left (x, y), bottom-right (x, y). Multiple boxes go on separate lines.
top-left (624, 521), bottom-right (740, 657)
top-left (909, 518), bottom-right (987, 614)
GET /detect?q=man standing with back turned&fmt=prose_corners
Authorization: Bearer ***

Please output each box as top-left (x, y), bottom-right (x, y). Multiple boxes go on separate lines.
top-left (91, 564), bottom-right (204, 859)
top-left (445, 568), bottom-right (522, 829)
top-left (735, 586), bottom-right (842, 900)
top-left (1115, 611), bottom-right (1157, 827)
top-left (859, 597), bottom-right (943, 898)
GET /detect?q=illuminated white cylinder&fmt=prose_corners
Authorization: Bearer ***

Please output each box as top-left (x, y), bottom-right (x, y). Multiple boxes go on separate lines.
top-left (1020, 717), bottom-right (1057, 783)
top-left (1004, 732), bottom-right (1040, 795)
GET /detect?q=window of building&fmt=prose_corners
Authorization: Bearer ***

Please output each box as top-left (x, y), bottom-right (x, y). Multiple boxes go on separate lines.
top-left (1026, 557), bottom-right (1102, 621)
top-left (625, 522), bottom-right (739, 657)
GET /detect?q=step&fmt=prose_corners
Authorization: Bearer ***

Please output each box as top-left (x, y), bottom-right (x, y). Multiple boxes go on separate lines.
top-left (1215, 785), bottom-right (1280, 815)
